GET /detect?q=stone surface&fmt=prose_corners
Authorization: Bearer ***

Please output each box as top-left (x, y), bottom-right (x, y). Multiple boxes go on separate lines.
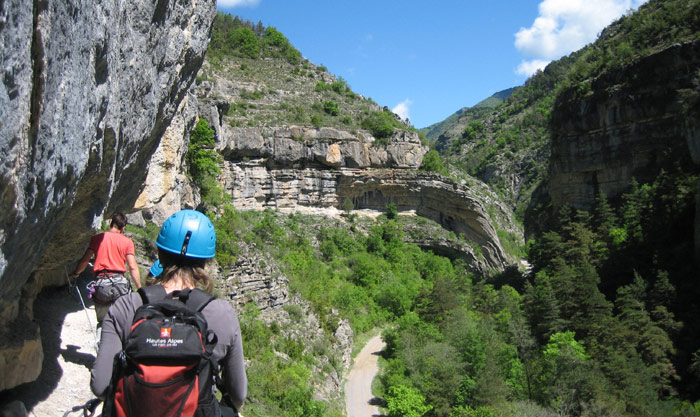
top-left (219, 159), bottom-right (509, 271)
top-left (218, 242), bottom-right (290, 312)
top-left (134, 91), bottom-right (200, 225)
top-left (549, 41), bottom-right (700, 211)
top-left (0, 0), bottom-right (215, 391)
top-left (217, 125), bottom-right (427, 169)
top-left (204, 120), bottom-right (509, 270)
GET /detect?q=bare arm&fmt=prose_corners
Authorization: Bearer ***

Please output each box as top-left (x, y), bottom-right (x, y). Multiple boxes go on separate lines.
top-left (70, 248), bottom-right (94, 279)
top-left (126, 254), bottom-right (141, 289)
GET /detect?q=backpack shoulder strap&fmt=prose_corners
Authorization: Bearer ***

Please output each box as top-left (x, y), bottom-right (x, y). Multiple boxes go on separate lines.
top-left (178, 288), bottom-right (216, 313)
top-left (137, 285), bottom-right (168, 305)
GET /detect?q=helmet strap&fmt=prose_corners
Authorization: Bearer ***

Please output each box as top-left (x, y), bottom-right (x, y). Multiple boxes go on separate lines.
top-left (180, 231), bottom-right (193, 256)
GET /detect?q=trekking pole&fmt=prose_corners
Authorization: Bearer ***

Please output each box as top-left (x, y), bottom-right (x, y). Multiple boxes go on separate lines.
top-left (62, 398), bottom-right (102, 417)
top-left (65, 267), bottom-right (100, 353)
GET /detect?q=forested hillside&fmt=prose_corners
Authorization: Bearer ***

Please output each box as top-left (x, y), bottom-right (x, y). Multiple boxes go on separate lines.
top-left (381, 1), bottom-right (700, 416)
top-left (425, 54), bottom-right (574, 218)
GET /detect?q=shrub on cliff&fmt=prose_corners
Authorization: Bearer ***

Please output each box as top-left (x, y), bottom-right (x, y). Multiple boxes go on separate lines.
top-left (209, 14), bottom-right (301, 64)
top-left (362, 110), bottom-right (396, 139)
top-left (323, 101), bottom-right (339, 116)
top-left (420, 150), bottom-right (448, 176)
top-left (187, 118), bottom-right (226, 206)
top-left (262, 26), bottom-right (301, 64)
top-left (187, 118), bottom-right (219, 182)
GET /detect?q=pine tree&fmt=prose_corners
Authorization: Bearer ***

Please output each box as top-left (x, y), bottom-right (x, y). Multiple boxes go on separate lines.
top-left (615, 273), bottom-right (677, 396)
top-left (523, 272), bottom-right (565, 345)
top-left (255, 20), bottom-right (265, 36)
top-left (593, 189), bottom-right (618, 238)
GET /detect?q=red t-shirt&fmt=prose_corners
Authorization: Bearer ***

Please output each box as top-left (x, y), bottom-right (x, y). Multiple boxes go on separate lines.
top-left (89, 231), bottom-right (135, 273)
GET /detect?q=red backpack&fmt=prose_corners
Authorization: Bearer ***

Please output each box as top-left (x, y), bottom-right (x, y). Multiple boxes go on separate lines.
top-left (103, 286), bottom-right (223, 417)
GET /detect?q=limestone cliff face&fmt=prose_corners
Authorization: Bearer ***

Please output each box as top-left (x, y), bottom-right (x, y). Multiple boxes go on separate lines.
top-left (210, 124), bottom-right (508, 271)
top-left (0, 0), bottom-right (215, 391)
top-left (549, 41), bottom-right (700, 211)
top-left (134, 91), bottom-right (200, 226)
top-left (217, 125), bottom-right (427, 169)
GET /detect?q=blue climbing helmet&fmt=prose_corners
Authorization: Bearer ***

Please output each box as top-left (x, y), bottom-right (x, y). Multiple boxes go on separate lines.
top-left (155, 210), bottom-right (216, 259)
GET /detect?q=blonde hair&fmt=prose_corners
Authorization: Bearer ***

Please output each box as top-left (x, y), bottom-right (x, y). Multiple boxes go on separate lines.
top-left (149, 249), bottom-right (214, 294)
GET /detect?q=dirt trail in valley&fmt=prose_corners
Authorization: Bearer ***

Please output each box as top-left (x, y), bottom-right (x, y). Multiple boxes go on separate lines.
top-left (345, 335), bottom-right (386, 417)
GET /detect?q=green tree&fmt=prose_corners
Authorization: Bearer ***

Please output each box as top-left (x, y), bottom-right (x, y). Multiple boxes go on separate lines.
top-left (362, 110), bottom-right (396, 139)
top-left (462, 121), bottom-right (484, 140)
top-left (262, 26), bottom-right (301, 64)
top-left (538, 331), bottom-right (603, 414)
top-left (385, 384), bottom-right (432, 417)
top-left (262, 26), bottom-right (288, 48)
top-left (621, 179), bottom-right (652, 244)
top-left (421, 149), bottom-right (447, 175)
top-left (522, 272), bottom-right (564, 345)
top-left (186, 118), bottom-right (221, 186)
top-left (403, 341), bottom-right (464, 416)
top-left (615, 273), bottom-right (677, 396)
top-left (342, 198), bottom-right (354, 213)
top-left (592, 189), bottom-right (618, 241)
top-left (385, 203), bottom-right (398, 219)
top-left (228, 27), bottom-right (260, 58)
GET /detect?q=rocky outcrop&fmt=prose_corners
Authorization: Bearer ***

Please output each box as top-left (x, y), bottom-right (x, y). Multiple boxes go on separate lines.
top-left (217, 126), bottom-right (428, 169)
top-left (549, 41), bottom-right (700, 211)
top-left (0, 0), bottom-right (215, 391)
top-left (218, 242), bottom-right (290, 312)
top-left (208, 124), bottom-right (509, 270)
top-left (217, 151), bottom-right (509, 270)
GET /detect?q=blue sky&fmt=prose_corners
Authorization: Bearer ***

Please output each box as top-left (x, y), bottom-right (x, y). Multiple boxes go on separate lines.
top-left (216, 0), bottom-right (647, 128)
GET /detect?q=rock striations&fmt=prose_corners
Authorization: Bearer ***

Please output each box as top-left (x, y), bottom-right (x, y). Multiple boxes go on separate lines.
top-left (141, 95), bottom-right (511, 271)
top-left (211, 124), bottom-right (508, 270)
top-left (549, 40), bottom-right (700, 260)
top-left (549, 40), bottom-right (700, 211)
top-left (0, 0), bottom-right (216, 391)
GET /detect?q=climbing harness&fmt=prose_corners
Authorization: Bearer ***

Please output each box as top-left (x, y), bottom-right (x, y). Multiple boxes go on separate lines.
top-left (65, 267), bottom-right (100, 353)
top-left (88, 274), bottom-right (131, 305)
top-left (62, 398), bottom-right (102, 417)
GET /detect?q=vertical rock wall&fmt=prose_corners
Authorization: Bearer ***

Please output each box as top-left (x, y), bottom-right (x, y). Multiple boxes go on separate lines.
top-left (0, 0), bottom-right (215, 391)
top-left (549, 41), bottom-right (700, 211)
top-left (134, 91), bottom-right (200, 226)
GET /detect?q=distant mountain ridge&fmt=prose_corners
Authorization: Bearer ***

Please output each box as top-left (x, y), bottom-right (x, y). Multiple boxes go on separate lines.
top-left (420, 87), bottom-right (516, 139)
top-left (473, 87), bottom-right (516, 108)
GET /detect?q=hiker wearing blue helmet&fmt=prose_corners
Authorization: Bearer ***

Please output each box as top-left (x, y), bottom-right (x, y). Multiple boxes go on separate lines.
top-left (91, 210), bottom-right (247, 415)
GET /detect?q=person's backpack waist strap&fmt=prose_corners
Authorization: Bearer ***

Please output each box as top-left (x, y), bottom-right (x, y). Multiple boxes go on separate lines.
top-left (95, 270), bottom-right (126, 278)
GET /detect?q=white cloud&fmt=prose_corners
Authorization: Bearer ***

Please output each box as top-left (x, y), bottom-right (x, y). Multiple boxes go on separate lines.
top-left (516, 59), bottom-right (551, 77)
top-left (217, 0), bottom-right (260, 8)
top-left (392, 99), bottom-right (412, 122)
top-left (515, 0), bottom-right (648, 63)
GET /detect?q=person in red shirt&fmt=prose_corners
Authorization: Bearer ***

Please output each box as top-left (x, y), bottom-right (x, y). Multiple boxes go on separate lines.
top-left (70, 212), bottom-right (142, 324)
